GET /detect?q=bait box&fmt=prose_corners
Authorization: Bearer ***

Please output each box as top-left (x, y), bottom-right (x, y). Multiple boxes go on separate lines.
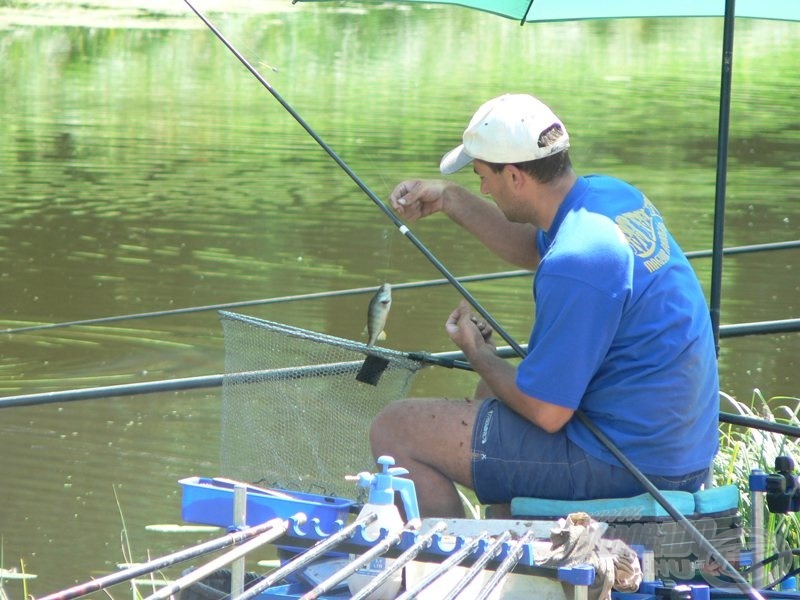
top-left (179, 476), bottom-right (354, 531)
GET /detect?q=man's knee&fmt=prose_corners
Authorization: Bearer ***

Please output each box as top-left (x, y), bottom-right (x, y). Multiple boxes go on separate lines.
top-left (369, 400), bottom-right (406, 453)
top-left (369, 407), bottom-right (388, 449)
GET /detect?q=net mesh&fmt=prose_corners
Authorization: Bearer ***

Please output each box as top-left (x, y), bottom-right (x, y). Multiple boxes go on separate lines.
top-left (218, 311), bottom-right (423, 499)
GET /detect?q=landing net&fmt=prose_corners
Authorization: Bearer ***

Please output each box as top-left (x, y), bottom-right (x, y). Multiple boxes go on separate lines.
top-left (218, 311), bottom-right (423, 499)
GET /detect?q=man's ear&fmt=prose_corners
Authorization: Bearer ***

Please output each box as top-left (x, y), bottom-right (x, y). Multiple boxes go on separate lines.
top-left (504, 164), bottom-right (526, 190)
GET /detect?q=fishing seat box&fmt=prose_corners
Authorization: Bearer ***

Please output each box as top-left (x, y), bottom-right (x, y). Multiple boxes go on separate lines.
top-left (510, 485), bottom-right (743, 580)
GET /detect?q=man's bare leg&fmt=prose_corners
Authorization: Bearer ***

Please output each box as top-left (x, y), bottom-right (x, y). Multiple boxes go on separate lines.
top-left (370, 396), bottom-right (484, 518)
top-left (473, 379), bottom-right (493, 401)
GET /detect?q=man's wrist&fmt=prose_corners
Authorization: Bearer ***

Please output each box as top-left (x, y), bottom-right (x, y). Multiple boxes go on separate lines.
top-left (439, 182), bottom-right (462, 218)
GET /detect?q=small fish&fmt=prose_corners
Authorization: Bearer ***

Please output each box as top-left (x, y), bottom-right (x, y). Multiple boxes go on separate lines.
top-left (366, 283), bottom-right (392, 346)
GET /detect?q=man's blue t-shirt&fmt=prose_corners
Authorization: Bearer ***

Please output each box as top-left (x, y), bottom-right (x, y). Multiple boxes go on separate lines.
top-left (515, 175), bottom-right (719, 476)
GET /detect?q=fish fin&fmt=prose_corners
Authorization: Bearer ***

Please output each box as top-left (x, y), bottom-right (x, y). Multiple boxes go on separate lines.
top-left (377, 330), bottom-right (387, 341)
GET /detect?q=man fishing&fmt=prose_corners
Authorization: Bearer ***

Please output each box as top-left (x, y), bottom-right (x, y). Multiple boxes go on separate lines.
top-left (371, 93), bottom-right (719, 518)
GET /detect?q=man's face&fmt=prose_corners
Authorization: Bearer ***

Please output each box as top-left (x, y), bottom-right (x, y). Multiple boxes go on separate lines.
top-left (474, 160), bottom-right (505, 198)
top-left (473, 160), bottom-right (522, 223)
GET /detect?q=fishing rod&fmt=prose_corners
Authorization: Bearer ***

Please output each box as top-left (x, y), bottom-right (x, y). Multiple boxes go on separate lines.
top-left (684, 238), bottom-right (800, 260)
top-left (473, 530), bottom-right (537, 600)
top-left (142, 515), bottom-right (297, 600)
top-left (576, 409), bottom-right (765, 600)
top-left (577, 413), bottom-right (768, 600)
top-left (718, 318), bottom-right (800, 338)
top-left (0, 348), bottom-right (471, 409)
top-left (299, 526), bottom-right (407, 599)
top-left (476, 317), bottom-right (800, 346)
top-left (0, 270), bottom-right (530, 336)
top-left (708, 0), bottom-right (736, 355)
top-left (182, 0), bottom-right (524, 357)
top-left (396, 532), bottom-right (490, 600)
top-left (349, 521), bottom-right (448, 600)
top-left (35, 516), bottom-right (294, 600)
top-left (4, 238), bottom-right (797, 336)
top-left (236, 512), bottom-right (379, 600)
top-left (4, 329), bottom-right (800, 442)
top-left (441, 530), bottom-right (512, 600)
top-left (3, 314), bottom-right (797, 410)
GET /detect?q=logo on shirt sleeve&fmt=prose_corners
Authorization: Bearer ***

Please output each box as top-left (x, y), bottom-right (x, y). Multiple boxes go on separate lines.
top-left (614, 196), bottom-right (670, 273)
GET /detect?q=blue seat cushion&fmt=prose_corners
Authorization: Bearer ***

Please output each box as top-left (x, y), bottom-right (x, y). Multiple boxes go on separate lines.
top-left (693, 484), bottom-right (740, 515)
top-left (510, 485), bottom-right (739, 521)
top-left (511, 491), bottom-right (696, 520)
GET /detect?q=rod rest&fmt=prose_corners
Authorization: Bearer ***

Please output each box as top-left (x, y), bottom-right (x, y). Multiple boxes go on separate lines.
top-left (285, 515), bottom-right (538, 566)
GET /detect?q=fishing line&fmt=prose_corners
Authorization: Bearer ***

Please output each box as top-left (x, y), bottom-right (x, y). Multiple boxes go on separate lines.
top-left (3, 238), bottom-right (796, 335)
top-left (379, 176), bottom-right (397, 275)
top-left (182, 0), bottom-right (525, 356)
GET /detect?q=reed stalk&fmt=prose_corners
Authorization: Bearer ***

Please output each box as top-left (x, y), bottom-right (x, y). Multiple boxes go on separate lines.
top-left (716, 389), bottom-right (800, 584)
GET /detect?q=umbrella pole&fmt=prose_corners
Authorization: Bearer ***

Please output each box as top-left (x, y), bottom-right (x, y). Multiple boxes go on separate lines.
top-left (710, 0), bottom-right (737, 354)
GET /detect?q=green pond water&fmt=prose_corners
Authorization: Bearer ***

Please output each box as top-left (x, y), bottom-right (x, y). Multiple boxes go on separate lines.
top-left (0, 2), bottom-right (798, 594)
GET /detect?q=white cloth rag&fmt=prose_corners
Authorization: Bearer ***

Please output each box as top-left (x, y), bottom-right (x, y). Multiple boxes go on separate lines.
top-left (535, 512), bottom-right (642, 600)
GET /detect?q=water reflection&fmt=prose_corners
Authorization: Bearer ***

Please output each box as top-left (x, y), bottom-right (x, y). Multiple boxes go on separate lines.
top-left (0, 5), bottom-right (798, 594)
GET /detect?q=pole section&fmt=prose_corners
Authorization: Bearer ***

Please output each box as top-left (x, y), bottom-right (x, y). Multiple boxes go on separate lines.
top-left (709, 0), bottom-right (737, 353)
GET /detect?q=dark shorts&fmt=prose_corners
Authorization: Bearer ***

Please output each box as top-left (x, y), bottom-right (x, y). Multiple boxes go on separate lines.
top-left (470, 398), bottom-right (709, 505)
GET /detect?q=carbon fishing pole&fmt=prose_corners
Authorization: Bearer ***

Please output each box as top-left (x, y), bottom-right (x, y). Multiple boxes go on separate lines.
top-left (4, 314), bottom-right (798, 409)
top-left (299, 526), bottom-right (408, 599)
top-left (396, 532), bottom-right (490, 600)
top-left (708, 0), bottom-right (737, 354)
top-left (441, 530), bottom-right (512, 600)
top-left (575, 410), bottom-right (764, 600)
top-left (349, 521), bottom-right (448, 600)
top-left (5, 332), bottom-right (800, 442)
top-left (183, 0), bottom-right (524, 357)
top-left (36, 516), bottom-right (294, 600)
top-left (0, 349), bottom-right (472, 409)
top-left (473, 530), bottom-right (537, 600)
top-left (143, 516), bottom-right (297, 600)
top-left (236, 512), bottom-right (379, 600)
top-left (0, 270), bottom-right (530, 335)
top-left (3, 237), bottom-right (797, 335)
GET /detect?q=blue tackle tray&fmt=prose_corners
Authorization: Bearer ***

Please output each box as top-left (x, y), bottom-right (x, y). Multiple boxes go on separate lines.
top-left (179, 477), bottom-right (354, 531)
top-left (256, 583), bottom-right (350, 599)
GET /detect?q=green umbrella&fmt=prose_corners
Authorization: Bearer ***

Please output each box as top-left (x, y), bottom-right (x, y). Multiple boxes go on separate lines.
top-left (293, 0), bottom-right (800, 23)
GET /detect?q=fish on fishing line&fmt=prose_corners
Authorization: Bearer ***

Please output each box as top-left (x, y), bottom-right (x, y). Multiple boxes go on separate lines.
top-left (366, 283), bottom-right (392, 346)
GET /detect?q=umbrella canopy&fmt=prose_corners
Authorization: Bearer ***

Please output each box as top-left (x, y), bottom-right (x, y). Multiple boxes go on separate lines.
top-left (295, 0), bottom-right (800, 22)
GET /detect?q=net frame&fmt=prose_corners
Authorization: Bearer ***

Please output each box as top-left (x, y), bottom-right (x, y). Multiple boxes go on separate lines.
top-left (218, 311), bottom-right (423, 499)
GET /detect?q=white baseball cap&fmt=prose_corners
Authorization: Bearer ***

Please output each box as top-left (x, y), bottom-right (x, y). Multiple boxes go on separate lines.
top-left (439, 93), bottom-right (570, 175)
